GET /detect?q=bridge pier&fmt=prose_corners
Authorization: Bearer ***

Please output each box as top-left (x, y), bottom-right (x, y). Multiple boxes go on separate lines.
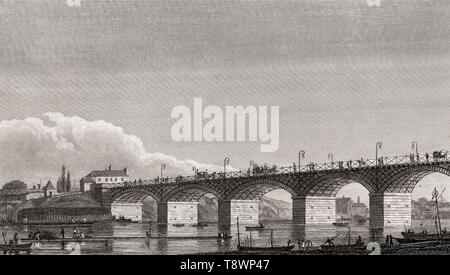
top-left (157, 201), bottom-right (198, 225)
top-left (369, 193), bottom-right (412, 229)
top-left (218, 200), bottom-right (259, 228)
top-left (92, 183), bottom-right (113, 209)
top-left (292, 196), bottom-right (336, 224)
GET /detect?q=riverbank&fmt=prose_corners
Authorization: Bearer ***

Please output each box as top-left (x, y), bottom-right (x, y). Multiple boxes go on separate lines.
top-left (195, 241), bottom-right (450, 255)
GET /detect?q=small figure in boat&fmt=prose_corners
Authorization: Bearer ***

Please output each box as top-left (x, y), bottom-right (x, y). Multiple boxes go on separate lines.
top-left (356, 235), bottom-right (364, 246)
top-left (325, 238), bottom-right (335, 246)
top-left (73, 227), bottom-right (77, 238)
top-left (385, 235), bottom-right (394, 247)
top-left (28, 230), bottom-right (34, 240)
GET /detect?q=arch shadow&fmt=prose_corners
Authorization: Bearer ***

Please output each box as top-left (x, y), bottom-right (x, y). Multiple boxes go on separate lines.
top-left (227, 178), bottom-right (297, 200)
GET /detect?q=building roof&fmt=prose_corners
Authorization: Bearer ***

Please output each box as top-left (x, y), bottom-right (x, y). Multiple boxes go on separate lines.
top-left (0, 180), bottom-right (28, 196)
top-left (87, 168), bottom-right (128, 177)
top-left (80, 176), bottom-right (96, 184)
top-left (43, 180), bottom-right (55, 191)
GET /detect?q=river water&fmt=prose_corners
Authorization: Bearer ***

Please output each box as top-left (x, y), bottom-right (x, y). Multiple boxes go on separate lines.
top-left (1, 219), bottom-right (449, 255)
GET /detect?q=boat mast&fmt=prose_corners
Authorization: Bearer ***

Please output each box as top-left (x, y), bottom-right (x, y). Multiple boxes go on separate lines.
top-left (433, 188), bottom-right (443, 244)
top-left (249, 228), bottom-right (252, 248)
top-left (270, 229), bottom-right (274, 248)
top-left (348, 226), bottom-right (351, 246)
top-left (236, 217), bottom-right (241, 248)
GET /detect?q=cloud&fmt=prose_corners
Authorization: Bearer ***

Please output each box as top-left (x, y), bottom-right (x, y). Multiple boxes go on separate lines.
top-left (0, 113), bottom-right (221, 186)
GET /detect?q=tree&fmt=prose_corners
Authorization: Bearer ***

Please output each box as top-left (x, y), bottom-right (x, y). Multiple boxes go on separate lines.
top-left (66, 170), bottom-right (71, 192)
top-left (57, 165), bottom-right (66, 193)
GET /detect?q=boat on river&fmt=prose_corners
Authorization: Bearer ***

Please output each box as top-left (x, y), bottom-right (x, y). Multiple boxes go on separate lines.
top-left (245, 223), bottom-right (265, 231)
top-left (395, 188), bottom-right (449, 244)
top-left (237, 218), bottom-right (294, 253)
top-left (332, 221), bottom-right (349, 227)
top-left (395, 231), bottom-right (450, 244)
top-left (172, 223), bottom-right (185, 227)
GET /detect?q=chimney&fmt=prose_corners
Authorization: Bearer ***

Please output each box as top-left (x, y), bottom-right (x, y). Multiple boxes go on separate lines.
top-left (357, 196), bottom-right (360, 204)
top-left (109, 164), bottom-right (112, 171)
top-left (123, 168), bottom-right (128, 175)
top-left (37, 183), bottom-right (41, 190)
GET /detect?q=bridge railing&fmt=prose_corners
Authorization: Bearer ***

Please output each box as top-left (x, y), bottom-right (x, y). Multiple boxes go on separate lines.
top-left (110, 151), bottom-right (449, 187)
top-left (51, 191), bottom-right (83, 198)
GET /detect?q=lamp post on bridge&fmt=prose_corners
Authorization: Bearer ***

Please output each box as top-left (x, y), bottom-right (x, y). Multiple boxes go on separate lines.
top-left (375, 142), bottom-right (383, 166)
top-left (250, 160), bottom-right (255, 175)
top-left (224, 157), bottom-right (230, 180)
top-left (412, 141), bottom-right (419, 162)
top-left (298, 150), bottom-right (305, 172)
top-left (160, 163), bottom-right (166, 183)
top-left (328, 153), bottom-right (334, 169)
top-left (192, 166), bottom-right (198, 179)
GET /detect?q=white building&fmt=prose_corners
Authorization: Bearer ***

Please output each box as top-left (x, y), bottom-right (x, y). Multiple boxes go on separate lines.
top-left (80, 166), bottom-right (129, 192)
top-left (26, 183), bottom-right (46, 200)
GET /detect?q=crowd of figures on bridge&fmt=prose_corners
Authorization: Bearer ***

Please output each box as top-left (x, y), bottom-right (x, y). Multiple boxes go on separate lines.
top-left (108, 150), bottom-right (450, 187)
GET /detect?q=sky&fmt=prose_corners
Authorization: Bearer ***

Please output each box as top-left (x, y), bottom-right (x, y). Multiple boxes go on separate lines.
top-left (1, 0), bottom-right (450, 203)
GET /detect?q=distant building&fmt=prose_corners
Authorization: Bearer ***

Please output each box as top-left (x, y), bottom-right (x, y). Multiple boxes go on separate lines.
top-left (26, 183), bottom-right (46, 200)
top-left (0, 180), bottom-right (56, 204)
top-left (336, 196), bottom-right (369, 219)
top-left (43, 180), bottom-right (56, 198)
top-left (336, 196), bottom-right (352, 218)
top-left (111, 203), bottom-right (143, 222)
top-left (80, 166), bottom-right (129, 192)
top-left (352, 196), bottom-right (368, 217)
top-left (0, 180), bottom-right (28, 203)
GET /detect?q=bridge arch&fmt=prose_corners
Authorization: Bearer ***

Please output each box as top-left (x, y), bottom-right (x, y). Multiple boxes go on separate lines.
top-left (300, 171), bottom-right (375, 197)
top-left (163, 184), bottom-right (222, 202)
top-left (226, 178), bottom-right (297, 200)
top-left (111, 188), bottom-right (161, 204)
top-left (382, 165), bottom-right (450, 193)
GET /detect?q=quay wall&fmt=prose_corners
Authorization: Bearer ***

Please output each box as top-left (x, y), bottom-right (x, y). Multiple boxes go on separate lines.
top-left (17, 207), bottom-right (112, 221)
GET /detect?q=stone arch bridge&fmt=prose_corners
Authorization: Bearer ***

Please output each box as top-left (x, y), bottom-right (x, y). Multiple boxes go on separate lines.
top-left (95, 154), bottom-right (450, 230)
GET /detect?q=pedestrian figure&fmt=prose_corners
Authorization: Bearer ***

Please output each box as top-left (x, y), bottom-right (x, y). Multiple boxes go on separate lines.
top-left (73, 227), bottom-right (77, 238)
top-left (357, 235), bottom-right (363, 246)
top-left (60, 227), bottom-right (65, 239)
top-left (13, 232), bottom-right (19, 245)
